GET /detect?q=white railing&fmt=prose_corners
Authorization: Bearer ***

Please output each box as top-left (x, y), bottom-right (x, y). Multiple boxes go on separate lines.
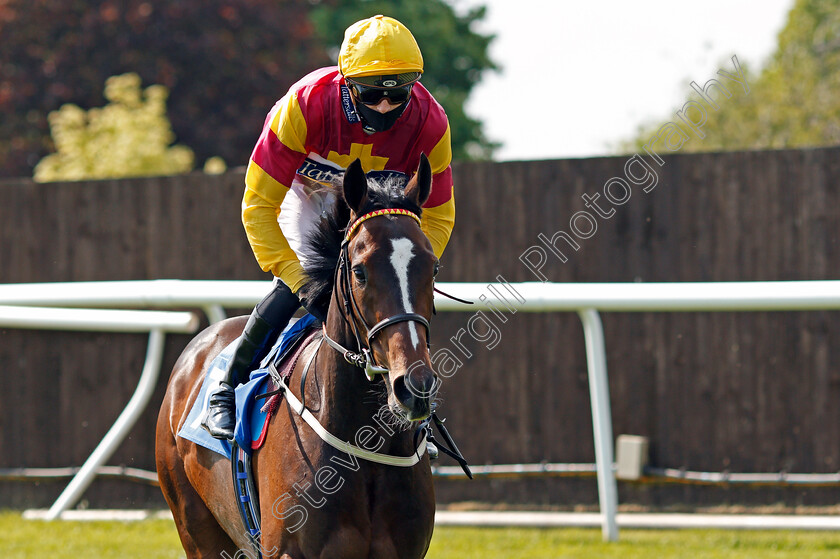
top-left (3, 280), bottom-right (840, 538)
top-left (0, 280), bottom-right (273, 324)
top-left (0, 304), bottom-right (199, 520)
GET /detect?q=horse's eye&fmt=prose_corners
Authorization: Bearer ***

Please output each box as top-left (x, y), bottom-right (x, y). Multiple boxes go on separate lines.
top-left (433, 261), bottom-right (440, 277)
top-left (353, 266), bottom-right (367, 285)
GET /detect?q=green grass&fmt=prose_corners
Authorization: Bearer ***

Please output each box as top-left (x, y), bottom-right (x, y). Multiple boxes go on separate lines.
top-left (427, 526), bottom-right (840, 558)
top-left (1, 512), bottom-right (183, 559)
top-left (3, 511), bottom-right (840, 558)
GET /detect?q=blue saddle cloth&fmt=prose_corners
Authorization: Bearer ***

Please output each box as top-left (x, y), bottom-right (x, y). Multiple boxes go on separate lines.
top-left (177, 314), bottom-right (317, 458)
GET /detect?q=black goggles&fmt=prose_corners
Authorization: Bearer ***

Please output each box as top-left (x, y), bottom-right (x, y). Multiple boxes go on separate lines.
top-left (348, 82), bottom-right (413, 105)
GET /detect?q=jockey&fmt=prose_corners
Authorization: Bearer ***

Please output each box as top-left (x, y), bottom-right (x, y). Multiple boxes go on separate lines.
top-left (202, 15), bottom-right (455, 440)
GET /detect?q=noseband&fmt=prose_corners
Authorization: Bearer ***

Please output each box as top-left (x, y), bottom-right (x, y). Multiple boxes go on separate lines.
top-left (322, 208), bottom-right (432, 381)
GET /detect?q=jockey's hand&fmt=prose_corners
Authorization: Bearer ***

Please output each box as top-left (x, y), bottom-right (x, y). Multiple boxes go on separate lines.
top-left (297, 282), bottom-right (328, 322)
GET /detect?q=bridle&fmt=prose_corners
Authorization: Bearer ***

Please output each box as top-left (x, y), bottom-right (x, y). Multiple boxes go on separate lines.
top-left (322, 208), bottom-right (432, 381)
top-left (268, 205), bottom-right (472, 476)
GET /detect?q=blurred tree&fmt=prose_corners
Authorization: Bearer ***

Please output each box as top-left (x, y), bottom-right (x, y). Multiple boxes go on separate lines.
top-left (0, 0), bottom-right (330, 179)
top-left (34, 73), bottom-right (193, 182)
top-left (621, 0), bottom-right (840, 153)
top-left (310, 0), bottom-right (499, 160)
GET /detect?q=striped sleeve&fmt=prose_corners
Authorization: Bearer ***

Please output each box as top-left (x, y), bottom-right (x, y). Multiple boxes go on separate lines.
top-left (421, 196), bottom-right (455, 259)
top-left (242, 92), bottom-right (310, 292)
top-left (421, 122), bottom-right (455, 258)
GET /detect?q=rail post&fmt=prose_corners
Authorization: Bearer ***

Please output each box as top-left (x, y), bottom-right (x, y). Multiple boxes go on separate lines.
top-left (577, 308), bottom-right (619, 541)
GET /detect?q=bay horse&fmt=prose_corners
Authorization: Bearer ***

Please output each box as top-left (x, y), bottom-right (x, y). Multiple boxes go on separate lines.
top-left (156, 156), bottom-right (440, 558)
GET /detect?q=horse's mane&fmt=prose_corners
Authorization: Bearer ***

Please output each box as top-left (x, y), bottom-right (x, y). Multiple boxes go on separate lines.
top-left (302, 174), bottom-right (424, 318)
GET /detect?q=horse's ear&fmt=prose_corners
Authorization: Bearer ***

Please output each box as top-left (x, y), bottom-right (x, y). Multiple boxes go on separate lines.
top-left (343, 158), bottom-right (368, 215)
top-left (404, 153), bottom-right (432, 207)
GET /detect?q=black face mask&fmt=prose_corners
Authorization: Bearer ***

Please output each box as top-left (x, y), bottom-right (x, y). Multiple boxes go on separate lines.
top-left (353, 98), bottom-right (410, 134)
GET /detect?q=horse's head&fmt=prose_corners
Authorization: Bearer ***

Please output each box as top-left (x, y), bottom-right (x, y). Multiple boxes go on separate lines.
top-left (331, 155), bottom-right (440, 422)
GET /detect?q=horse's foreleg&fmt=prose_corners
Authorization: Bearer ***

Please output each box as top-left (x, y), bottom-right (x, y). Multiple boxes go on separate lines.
top-left (157, 420), bottom-right (238, 557)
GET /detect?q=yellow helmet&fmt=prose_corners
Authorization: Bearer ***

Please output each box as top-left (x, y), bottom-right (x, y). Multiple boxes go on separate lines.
top-left (338, 15), bottom-right (424, 79)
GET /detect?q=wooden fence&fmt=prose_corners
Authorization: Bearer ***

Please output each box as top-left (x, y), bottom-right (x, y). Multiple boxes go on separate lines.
top-left (1, 146), bottom-right (839, 509)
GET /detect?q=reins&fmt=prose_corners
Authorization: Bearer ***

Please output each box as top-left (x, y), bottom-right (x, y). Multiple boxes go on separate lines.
top-left (433, 286), bottom-right (474, 307)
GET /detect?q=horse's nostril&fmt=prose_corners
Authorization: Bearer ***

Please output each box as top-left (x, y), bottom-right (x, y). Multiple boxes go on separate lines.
top-left (391, 373), bottom-right (434, 421)
top-left (392, 375), bottom-right (414, 405)
top-left (393, 370), bottom-right (437, 407)
top-left (406, 371), bottom-right (437, 399)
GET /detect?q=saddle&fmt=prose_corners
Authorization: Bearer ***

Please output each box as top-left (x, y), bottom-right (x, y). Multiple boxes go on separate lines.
top-left (234, 322), bottom-right (322, 453)
top-left (176, 314), bottom-right (320, 458)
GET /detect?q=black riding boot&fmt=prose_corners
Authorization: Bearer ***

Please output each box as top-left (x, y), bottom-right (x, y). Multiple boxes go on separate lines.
top-left (201, 281), bottom-right (301, 439)
top-left (201, 311), bottom-right (276, 439)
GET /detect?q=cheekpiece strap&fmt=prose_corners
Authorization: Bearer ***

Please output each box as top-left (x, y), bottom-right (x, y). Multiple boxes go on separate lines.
top-left (345, 208), bottom-right (421, 242)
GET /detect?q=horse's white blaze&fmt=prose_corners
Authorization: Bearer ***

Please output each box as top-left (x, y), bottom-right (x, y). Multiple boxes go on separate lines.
top-left (390, 237), bottom-right (420, 348)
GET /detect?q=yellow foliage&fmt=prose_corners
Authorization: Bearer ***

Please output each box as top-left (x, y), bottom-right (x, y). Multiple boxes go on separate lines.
top-left (34, 73), bottom-right (194, 182)
top-left (203, 156), bottom-right (228, 174)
